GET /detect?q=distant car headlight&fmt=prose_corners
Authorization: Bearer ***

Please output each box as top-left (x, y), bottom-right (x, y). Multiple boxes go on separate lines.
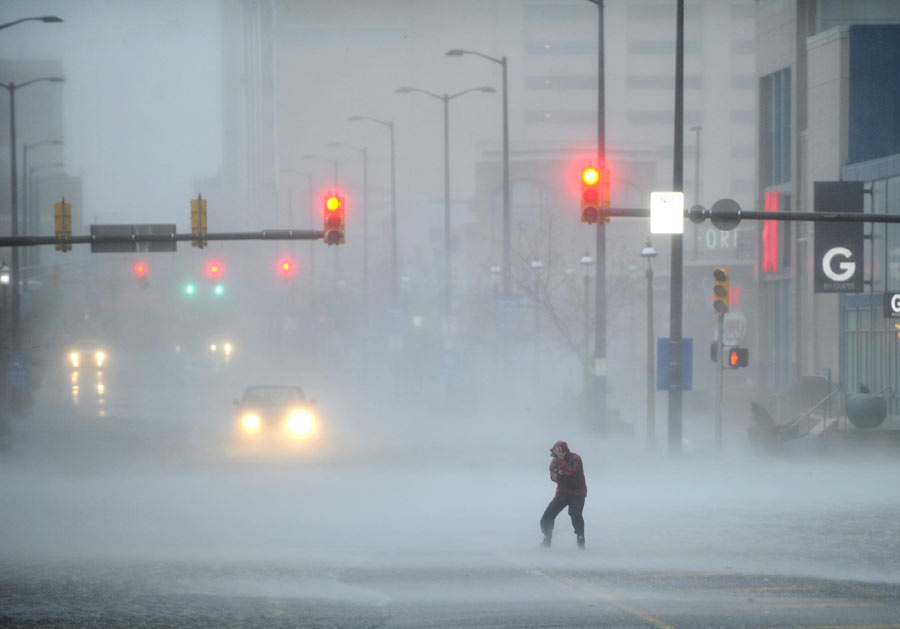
top-left (241, 413), bottom-right (261, 432)
top-left (223, 343), bottom-right (233, 355)
top-left (95, 351), bottom-right (105, 366)
top-left (69, 351), bottom-right (80, 368)
top-left (210, 344), bottom-right (218, 353)
top-left (286, 409), bottom-right (315, 436)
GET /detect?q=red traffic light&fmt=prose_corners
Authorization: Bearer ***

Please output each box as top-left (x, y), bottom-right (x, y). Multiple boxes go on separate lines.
top-left (277, 257), bottom-right (297, 278)
top-left (205, 259), bottom-right (224, 279)
top-left (133, 261), bottom-right (148, 278)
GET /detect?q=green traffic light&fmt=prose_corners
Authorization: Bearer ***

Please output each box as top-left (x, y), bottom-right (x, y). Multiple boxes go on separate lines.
top-left (184, 283), bottom-right (196, 295)
top-left (214, 284), bottom-right (224, 296)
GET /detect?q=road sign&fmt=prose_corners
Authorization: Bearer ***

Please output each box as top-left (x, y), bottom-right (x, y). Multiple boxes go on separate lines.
top-left (885, 292), bottom-right (900, 318)
top-left (90, 224), bottom-right (176, 253)
top-left (814, 181), bottom-right (863, 293)
top-left (656, 337), bottom-right (693, 391)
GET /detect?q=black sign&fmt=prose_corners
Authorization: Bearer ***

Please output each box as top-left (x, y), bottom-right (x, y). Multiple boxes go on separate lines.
top-left (90, 224), bottom-right (177, 253)
top-left (814, 181), bottom-right (864, 293)
top-left (884, 293), bottom-right (900, 318)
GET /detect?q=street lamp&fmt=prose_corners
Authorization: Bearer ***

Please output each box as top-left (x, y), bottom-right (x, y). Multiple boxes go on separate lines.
top-left (302, 154), bottom-right (338, 188)
top-left (0, 16), bottom-right (63, 31)
top-left (348, 115), bottom-right (397, 307)
top-left (23, 140), bottom-right (63, 240)
top-left (25, 161), bottom-right (65, 272)
top-left (445, 48), bottom-right (510, 297)
top-left (0, 76), bottom-right (65, 365)
top-left (579, 251), bottom-right (594, 417)
top-left (640, 238), bottom-right (658, 449)
top-left (279, 169), bottom-right (316, 288)
top-left (396, 85), bottom-right (494, 316)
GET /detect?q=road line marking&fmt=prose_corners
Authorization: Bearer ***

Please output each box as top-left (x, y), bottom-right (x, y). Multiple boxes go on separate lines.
top-left (543, 570), bottom-right (676, 629)
top-left (763, 624), bottom-right (900, 629)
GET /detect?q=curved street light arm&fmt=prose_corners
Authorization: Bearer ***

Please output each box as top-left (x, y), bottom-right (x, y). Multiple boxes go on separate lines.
top-left (0, 16), bottom-right (63, 31)
top-left (396, 86), bottom-right (442, 101)
top-left (448, 86), bottom-right (496, 100)
top-left (445, 48), bottom-right (503, 66)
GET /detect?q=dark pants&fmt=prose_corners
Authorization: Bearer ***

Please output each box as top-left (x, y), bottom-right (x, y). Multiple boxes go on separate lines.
top-left (540, 494), bottom-right (585, 538)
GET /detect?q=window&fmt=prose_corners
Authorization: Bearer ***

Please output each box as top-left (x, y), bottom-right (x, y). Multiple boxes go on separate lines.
top-left (760, 68), bottom-right (791, 187)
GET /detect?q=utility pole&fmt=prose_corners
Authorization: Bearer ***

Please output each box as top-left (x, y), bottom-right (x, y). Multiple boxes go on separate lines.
top-left (667, 0), bottom-right (685, 455)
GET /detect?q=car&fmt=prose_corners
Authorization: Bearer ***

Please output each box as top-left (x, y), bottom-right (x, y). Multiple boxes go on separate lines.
top-left (232, 385), bottom-right (318, 444)
top-left (66, 342), bottom-right (108, 370)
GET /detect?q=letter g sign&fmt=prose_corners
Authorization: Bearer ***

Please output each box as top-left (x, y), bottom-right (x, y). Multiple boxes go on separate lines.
top-left (822, 247), bottom-right (856, 282)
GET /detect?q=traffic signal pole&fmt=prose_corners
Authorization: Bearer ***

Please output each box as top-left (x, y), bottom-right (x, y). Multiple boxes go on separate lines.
top-left (716, 312), bottom-right (724, 449)
top-left (589, 0), bottom-right (608, 434)
top-left (667, 0), bottom-right (685, 456)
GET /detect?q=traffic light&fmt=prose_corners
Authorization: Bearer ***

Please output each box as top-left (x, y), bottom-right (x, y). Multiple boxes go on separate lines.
top-left (213, 284), bottom-right (225, 297)
top-left (133, 261), bottom-right (148, 288)
top-left (205, 259), bottom-right (224, 279)
top-left (580, 166), bottom-right (610, 224)
top-left (713, 267), bottom-right (730, 314)
top-left (277, 256), bottom-right (297, 279)
top-left (323, 192), bottom-right (345, 245)
top-left (54, 198), bottom-right (72, 251)
top-left (191, 194), bottom-right (208, 248)
top-left (727, 347), bottom-right (749, 368)
top-left (183, 282), bottom-right (196, 296)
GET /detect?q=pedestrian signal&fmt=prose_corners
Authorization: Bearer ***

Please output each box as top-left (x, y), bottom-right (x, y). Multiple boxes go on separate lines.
top-left (727, 347), bottom-right (748, 368)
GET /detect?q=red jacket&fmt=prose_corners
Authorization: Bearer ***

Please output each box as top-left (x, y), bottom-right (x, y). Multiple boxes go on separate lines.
top-left (549, 441), bottom-right (587, 498)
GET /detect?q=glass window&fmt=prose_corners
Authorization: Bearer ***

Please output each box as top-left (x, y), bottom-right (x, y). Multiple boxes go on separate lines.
top-left (759, 68), bottom-right (791, 187)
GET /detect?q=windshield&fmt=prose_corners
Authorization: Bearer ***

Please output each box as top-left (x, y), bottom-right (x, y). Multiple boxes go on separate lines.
top-left (241, 387), bottom-right (305, 406)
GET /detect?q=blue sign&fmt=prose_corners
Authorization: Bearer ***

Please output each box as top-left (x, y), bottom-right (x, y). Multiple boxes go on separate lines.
top-left (7, 353), bottom-right (28, 388)
top-left (387, 308), bottom-right (405, 334)
top-left (656, 338), bottom-right (692, 391)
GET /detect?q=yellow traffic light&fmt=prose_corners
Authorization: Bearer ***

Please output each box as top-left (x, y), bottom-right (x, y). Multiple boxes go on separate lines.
top-left (191, 194), bottom-right (208, 248)
top-left (713, 267), bottom-right (730, 314)
top-left (580, 166), bottom-right (610, 224)
top-left (54, 197), bottom-right (71, 251)
top-left (323, 192), bottom-right (345, 245)
top-left (582, 167), bottom-right (599, 186)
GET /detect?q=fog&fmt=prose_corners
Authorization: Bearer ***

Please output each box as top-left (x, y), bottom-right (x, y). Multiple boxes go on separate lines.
top-left (2, 1), bottom-right (900, 624)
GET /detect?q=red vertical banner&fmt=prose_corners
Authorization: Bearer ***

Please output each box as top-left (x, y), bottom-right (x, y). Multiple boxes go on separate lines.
top-left (762, 190), bottom-right (779, 273)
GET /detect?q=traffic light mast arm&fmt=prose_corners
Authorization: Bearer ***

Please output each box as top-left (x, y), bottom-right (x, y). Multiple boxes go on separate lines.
top-left (0, 229), bottom-right (326, 248)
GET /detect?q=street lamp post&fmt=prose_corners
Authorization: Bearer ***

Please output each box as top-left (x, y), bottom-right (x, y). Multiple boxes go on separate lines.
top-left (25, 157), bottom-right (64, 269)
top-left (579, 251), bottom-right (594, 419)
top-left (23, 140), bottom-right (63, 236)
top-left (348, 115), bottom-right (397, 307)
top-left (302, 154), bottom-right (338, 188)
top-left (641, 238), bottom-right (658, 449)
top-left (0, 16), bottom-right (63, 31)
top-left (395, 85), bottom-right (494, 317)
top-left (1, 77), bottom-right (65, 364)
top-left (445, 49), bottom-right (509, 297)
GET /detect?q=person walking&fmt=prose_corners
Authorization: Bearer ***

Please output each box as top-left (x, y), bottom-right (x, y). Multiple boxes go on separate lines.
top-left (540, 440), bottom-right (587, 549)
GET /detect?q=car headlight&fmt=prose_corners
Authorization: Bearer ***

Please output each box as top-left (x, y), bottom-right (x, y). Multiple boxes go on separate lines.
top-left (95, 350), bottom-right (105, 366)
top-left (286, 409), bottom-right (315, 436)
top-left (223, 343), bottom-right (233, 355)
top-left (69, 352), bottom-right (80, 368)
top-left (210, 344), bottom-right (218, 353)
top-left (241, 413), bottom-right (261, 432)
